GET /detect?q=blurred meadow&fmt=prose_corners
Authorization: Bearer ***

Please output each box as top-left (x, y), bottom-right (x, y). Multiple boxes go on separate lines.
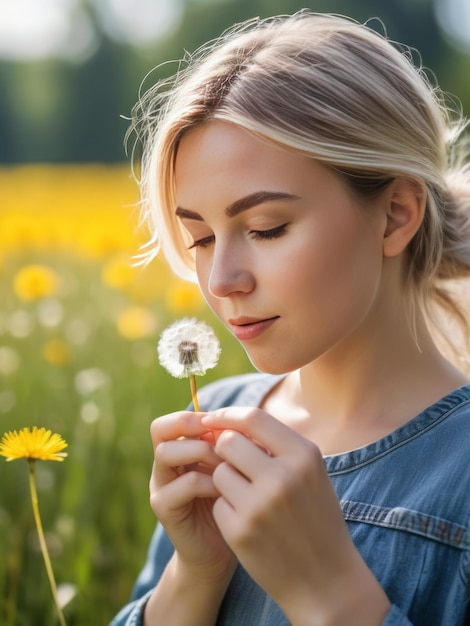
top-left (0, 163), bottom-right (253, 625)
top-left (0, 0), bottom-right (469, 624)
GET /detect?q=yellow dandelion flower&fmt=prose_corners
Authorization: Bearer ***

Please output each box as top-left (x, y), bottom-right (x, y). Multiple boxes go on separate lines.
top-left (13, 265), bottom-right (59, 301)
top-left (77, 230), bottom-right (123, 259)
top-left (0, 424), bottom-right (68, 625)
top-left (43, 339), bottom-right (72, 366)
top-left (0, 427), bottom-right (68, 462)
top-left (101, 255), bottom-right (135, 290)
top-left (116, 306), bottom-right (157, 340)
top-left (166, 281), bottom-right (204, 314)
top-left (2, 214), bottom-right (39, 249)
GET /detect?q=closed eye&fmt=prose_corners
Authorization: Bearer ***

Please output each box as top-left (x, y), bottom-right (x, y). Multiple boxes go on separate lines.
top-left (250, 224), bottom-right (289, 241)
top-left (188, 223), bottom-right (289, 249)
top-left (188, 235), bottom-right (215, 250)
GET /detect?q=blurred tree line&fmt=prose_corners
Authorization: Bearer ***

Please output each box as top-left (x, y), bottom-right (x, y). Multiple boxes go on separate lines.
top-left (1, 0), bottom-right (469, 164)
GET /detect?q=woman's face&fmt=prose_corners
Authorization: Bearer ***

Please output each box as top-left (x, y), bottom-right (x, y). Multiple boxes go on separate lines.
top-left (174, 120), bottom-right (389, 374)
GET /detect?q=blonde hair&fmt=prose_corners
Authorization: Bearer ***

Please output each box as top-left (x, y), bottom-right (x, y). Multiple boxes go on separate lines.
top-left (128, 11), bottom-right (470, 354)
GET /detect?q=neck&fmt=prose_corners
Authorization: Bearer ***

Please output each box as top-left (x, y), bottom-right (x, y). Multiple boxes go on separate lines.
top-left (275, 311), bottom-right (468, 454)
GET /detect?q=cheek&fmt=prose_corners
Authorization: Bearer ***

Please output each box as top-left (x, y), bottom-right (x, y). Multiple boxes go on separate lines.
top-left (198, 278), bottom-right (221, 319)
top-left (195, 256), bottom-right (213, 301)
top-left (294, 222), bottom-right (383, 320)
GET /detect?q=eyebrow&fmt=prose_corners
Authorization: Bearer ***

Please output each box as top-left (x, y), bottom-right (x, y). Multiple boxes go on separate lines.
top-left (175, 191), bottom-right (300, 221)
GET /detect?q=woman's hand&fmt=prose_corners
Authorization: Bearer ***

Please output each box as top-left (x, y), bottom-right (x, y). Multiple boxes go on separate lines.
top-left (202, 407), bottom-right (391, 626)
top-left (149, 410), bottom-right (237, 583)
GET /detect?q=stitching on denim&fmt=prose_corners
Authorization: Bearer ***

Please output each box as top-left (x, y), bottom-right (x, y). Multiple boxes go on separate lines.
top-left (127, 590), bottom-right (153, 626)
top-left (459, 546), bottom-right (470, 590)
top-left (327, 394), bottom-right (470, 475)
top-left (341, 500), bottom-right (470, 549)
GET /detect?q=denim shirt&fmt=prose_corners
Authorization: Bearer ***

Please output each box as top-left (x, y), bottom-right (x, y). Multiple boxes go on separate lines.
top-left (110, 373), bottom-right (470, 626)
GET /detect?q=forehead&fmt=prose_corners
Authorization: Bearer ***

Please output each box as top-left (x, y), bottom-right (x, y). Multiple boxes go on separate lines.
top-left (174, 120), bottom-right (328, 208)
top-left (175, 120), bottom-right (272, 180)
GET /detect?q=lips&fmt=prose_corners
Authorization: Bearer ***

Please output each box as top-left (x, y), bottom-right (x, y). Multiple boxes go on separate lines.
top-left (228, 316), bottom-right (279, 340)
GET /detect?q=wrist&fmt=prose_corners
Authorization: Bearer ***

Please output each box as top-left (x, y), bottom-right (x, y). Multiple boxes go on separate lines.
top-left (283, 556), bottom-right (391, 626)
top-left (173, 551), bottom-right (237, 590)
top-left (144, 554), bottom-right (237, 626)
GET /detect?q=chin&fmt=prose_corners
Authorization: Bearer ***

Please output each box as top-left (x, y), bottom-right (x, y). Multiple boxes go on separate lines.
top-left (245, 346), bottom-right (319, 375)
top-left (247, 355), bottom-right (296, 376)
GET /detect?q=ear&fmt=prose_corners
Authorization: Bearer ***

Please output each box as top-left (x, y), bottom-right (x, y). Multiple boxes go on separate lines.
top-left (383, 178), bottom-right (426, 258)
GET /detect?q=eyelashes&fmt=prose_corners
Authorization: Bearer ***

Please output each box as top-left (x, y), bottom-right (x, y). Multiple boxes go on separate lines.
top-left (188, 223), bottom-right (289, 250)
top-left (250, 223), bottom-right (288, 241)
top-left (188, 235), bottom-right (214, 250)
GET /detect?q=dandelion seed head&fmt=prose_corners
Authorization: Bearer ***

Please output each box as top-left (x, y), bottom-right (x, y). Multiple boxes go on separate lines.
top-left (158, 317), bottom-right (221, 378)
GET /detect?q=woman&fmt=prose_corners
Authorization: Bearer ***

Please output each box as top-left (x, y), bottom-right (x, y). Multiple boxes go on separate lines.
top-left (112, 12), bottom-right (470, 625)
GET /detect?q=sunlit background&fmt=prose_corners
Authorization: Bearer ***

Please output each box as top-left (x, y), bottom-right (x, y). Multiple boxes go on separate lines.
top-left (1, 0), bottom-right (469, 624)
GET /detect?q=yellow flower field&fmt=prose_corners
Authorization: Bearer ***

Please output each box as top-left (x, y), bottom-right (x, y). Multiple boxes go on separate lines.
top-left (0, 165), bottom-right (140, 259)
top-left (0, 164), bottom-right (252, 625)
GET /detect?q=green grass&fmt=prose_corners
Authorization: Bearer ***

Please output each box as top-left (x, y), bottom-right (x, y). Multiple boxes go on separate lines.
top-left (0, 251), bottom-right (253, 625)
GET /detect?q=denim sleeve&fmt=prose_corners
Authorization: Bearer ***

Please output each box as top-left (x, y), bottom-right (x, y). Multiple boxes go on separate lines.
top-left (382, 605), bottom-right (413, 625)
top-left (108, 523), bottom-right (415, 626)
top-left (109, 524), bottom-right (175, 626)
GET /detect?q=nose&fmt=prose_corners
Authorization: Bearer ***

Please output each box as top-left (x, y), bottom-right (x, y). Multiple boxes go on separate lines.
top-left (207, 243), bottom-right (255, 298)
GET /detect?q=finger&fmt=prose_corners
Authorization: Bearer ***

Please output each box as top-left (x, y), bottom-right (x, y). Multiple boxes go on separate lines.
top-left (212, 495), bottom-right (241, 544)
top-left (151, 411), bottom-right (209, 446)
top-left (151, 471), bottom-right (219, 519)
top-left (153, 438), bottom-right (221, 487)
top-left (212, 459), bottom-right (251, 506)
top-left (202, 407), bottom-right (303, 457)
top-left (200, 429), bottom-right (224, 446)
top-left (214, 429), bottom-right (271, 482)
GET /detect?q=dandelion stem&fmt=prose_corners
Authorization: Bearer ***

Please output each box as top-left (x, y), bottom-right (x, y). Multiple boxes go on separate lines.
top-left (28, 460), bottom-right (67, 626)
top-left (189, 374), bottom-right (200, 412)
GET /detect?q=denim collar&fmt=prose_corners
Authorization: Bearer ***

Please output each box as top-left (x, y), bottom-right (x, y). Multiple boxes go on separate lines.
top-left (238, 374), bottom-right (470, 477)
